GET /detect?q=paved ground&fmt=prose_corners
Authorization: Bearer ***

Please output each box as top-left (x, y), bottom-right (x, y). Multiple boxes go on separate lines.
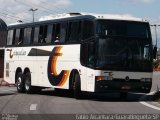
top-left (0, 73), bottom-right (160, 120)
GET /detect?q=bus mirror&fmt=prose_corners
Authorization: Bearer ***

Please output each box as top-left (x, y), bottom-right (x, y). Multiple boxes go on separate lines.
top-left (153, 46), bottom-right (157, 59)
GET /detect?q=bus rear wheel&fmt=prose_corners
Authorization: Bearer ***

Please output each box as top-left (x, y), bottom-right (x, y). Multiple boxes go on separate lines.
top-left (73, 73), bottom-right (82, 99)
top-left (24, 72), bottom-right (32, 94)
top-left (16, 72), bottom-right (25, 93)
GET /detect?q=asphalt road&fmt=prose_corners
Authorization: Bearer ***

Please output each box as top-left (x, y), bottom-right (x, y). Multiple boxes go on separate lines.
top-left (0, 72), bottom-right (160, 120)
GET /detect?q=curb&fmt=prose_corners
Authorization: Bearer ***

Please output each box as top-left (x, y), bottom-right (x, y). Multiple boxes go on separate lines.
top-left (0, 80), bottom-right (15, 87)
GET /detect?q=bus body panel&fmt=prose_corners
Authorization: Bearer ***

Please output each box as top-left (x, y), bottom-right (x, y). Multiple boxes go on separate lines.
top-left (4, 45), bottom-right (90, 91)
top-left (4, 14), bottom-right (153, 94)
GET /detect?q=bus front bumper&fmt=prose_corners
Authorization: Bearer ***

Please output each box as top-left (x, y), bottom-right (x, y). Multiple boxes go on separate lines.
top-left (95, 80), bottom-right (152, 93)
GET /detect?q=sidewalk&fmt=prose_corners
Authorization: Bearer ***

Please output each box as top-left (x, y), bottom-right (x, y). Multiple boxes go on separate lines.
top-left (0, 78), bottom-right (11, 86)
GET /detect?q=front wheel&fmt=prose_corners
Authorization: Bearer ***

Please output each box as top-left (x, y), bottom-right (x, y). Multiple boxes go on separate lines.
top-left (73, 73), bottom-right (82, 99)
top-left (16, 72), bottom-right (25, 93)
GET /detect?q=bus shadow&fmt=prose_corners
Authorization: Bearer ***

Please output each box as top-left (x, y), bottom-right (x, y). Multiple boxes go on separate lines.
top-left (0, 92), bottom-right (17, 97)
top-left (38, 89), bottom-right (154, 102)
top-left (81, 92), bottom-right (154, 102)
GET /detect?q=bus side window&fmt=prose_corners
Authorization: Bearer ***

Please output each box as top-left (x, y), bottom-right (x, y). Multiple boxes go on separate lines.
top-left (34, 27), bottom-right (39, 44)
top-left (54, 23), bottom-right (60, 43)
top-left (23, 28), bottom-right (32, 45)
top-left (45, 25), bottom-right (53, 44)
top-left (19, 28), bottom-right (24, 45)
top-left (7, 30), bottom-right (14, 45)
top-left (60, 23), bottom-right (67, 43)
top-left (51, 24), bottom-right (55, 43)
top-left (14, 29), bottom-right (20, 45)
top-left (68, 21), bottom-right (81, 43)
top-left (12, 29), bottom-right (16, 45)
top-left (39, 25), bottom-right (44, 43)
top-left (80, 42), bottom-right (95, 68)
top-left (38, 25), bottom-right (49, 44)
top-left (82, 20), bottom-right (94, 41)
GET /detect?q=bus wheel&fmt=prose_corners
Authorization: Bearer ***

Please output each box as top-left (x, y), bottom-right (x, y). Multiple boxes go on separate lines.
top-left (24, 72), bottom-right (32, 94)
top-left (16, 72), bottom-right (25, 93)
top-left (73, 73), bottom-right (82, 99)
top-left (120, 92), bottom-right (127, 99)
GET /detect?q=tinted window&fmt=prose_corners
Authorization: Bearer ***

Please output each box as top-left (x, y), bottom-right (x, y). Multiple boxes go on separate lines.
top-left (68, 21), bottom-right (81, 43)
top-left (60, 23), bottom-right (67, 43)
top-left (34, 27), bottom-right (39, 44)
top-left (51, 24), bottom-right (56, 43)
top-left (23, 28), bottom-right (32, 45)
top-left (7, 30), bottom-right (14, 45)
top-left (46, 25), bottom-right (53, 43)
top-left (39, 25), bottom-right (44, 43)
top-left (15, 29), bottom-right (20, 45)
top-left (35, 25), bottom-right (52, 44)
top-left (19, 28), bottom-right (24, 45)
top-left (80, 42), bottom-right (96, 68)
top-left (82, 20), bottom-right (94, 40)
top-left (96, 20), bottom-right (149, 38)
top-left (54, 23), bottom-right (60, 43)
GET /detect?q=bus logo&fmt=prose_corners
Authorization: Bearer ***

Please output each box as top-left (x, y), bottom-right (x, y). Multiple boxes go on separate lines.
top-left (47, 46), bottom-right (70, 86)
top-left (7, 49), bottom-right (13, 58)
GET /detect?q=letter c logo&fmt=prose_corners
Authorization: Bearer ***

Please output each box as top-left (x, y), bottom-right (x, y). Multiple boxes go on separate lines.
top-left (48, 46), bottom-right (70, 86)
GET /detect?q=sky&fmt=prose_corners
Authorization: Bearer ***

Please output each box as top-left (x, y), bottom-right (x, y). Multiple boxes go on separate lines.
top-left (0, 0), bottom-right (160, 46)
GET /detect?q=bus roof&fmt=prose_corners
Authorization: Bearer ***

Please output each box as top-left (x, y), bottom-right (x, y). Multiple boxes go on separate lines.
top-left (8, 15), bottom-right (96, 29)
top-left (87, 13), bottom-right (145, 22)
top-left (8, 13), bottom-right (147, 29)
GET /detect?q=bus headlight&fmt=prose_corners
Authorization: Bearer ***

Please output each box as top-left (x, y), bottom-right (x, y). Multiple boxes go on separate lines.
top-left (95, 76), bottom-right (113, 81)
top-left (141, 78), bottom-right (152, 82)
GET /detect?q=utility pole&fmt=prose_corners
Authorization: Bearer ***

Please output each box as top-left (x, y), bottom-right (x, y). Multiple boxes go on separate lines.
top-left (29, 8), bottom-right (38, 23)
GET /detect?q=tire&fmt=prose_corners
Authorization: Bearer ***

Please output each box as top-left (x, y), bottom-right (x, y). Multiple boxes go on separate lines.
top-left (73, 73), bottom-right (82, 99)
top-left (16, 72), bottom-right (25, 93)
top-left (24, 72), bottom-right (32, 94)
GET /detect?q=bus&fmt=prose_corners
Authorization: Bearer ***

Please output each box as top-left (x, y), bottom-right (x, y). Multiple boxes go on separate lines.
top-left (4, 13), bottom-right (153, 99)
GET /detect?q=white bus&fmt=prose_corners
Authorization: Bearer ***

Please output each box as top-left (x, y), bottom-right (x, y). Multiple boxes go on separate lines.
top-left (4, 13), bottom-right (153, 99)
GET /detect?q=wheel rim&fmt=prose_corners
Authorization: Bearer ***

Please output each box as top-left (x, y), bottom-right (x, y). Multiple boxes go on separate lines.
top-left (17, 77), bottom-right (22, 89)
top-left (25, 78), bottom-right (30, 90)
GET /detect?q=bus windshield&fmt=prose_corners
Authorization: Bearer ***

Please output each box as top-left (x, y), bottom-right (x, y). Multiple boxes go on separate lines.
top-left (94, 20), bottom-right (153, 72)
top-left (96, 20), bottom-right (149, 38)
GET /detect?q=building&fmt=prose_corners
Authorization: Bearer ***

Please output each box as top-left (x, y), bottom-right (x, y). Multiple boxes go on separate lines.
top-left (0, 18), bottom-right (7, 78)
